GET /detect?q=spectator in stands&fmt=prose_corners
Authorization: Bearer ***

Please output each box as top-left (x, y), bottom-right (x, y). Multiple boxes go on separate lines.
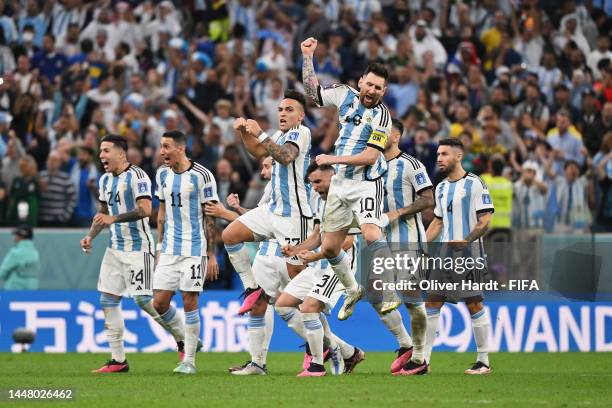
top-left (547, 109), bottom-right (586, 175)
top-left (0, 224), bottom-right (40, 290)
top-left (38, 150), bottom-right (76, 227)
top-left (70, 145), bottom-right (99, 227)
top-left (6, 154), bottom-right (39, 226)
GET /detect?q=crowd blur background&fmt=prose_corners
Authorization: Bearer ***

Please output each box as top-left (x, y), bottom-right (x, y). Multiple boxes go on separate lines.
top-left (1, 0), bottom-right (612, 288)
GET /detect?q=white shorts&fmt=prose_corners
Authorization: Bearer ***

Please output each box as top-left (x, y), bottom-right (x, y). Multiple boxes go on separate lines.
top-left (238, 205), bottom-right (313, 265)
top-left (284, 267), bottom-right (344, 314)
top-left (154, 253), bottom-right (207, 292)
top-left (322, 175), bottom-right (385, 233)
top-left (252, 253), bottom-right (290, 301)
top-left (98, 247), bottom-right (154, 296)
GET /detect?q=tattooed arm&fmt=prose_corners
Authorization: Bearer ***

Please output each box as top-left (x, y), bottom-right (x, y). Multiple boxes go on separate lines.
top-left (88, 203), bottom-right (109, 238)
top-left (386, 189), bottom-right (435, 223)
top-left (204, 211), bottom-right (220, 281)
top-left (301, 37), bottom-right (320, 104)
top-left (157, 202), bottom-right (166, 248)
top-left (80, 202), bottom-right (109, 251)
top-left (244, 119), bottom-right (299, 165)
top-left (464, 211), bottom-right (492, 243)
top-left (93, 198), bottom-right (152, 226)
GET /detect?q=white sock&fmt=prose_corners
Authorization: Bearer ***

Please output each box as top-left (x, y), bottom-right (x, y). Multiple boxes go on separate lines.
top-left (134, 295), bottom-right (173, 334)
top-left (471, 308), bottom-right (490, 366)
top-left (275, 306), bottom-right (307, 341)
top-left (407, 303), bottom-right (427, 364)
top-left (100, 294), bottom-right (125, 362)
top-left (184, 310), bottom-right (200, 366)
top-left (328, 250), bottom-right (358, 294)
top-left (318, 313), bottom-right (333, 349)
top-left (332, 334), bottom-right (355, 359)
top-left (160, 305), bottom-right (185, 342)
top-left (375, 305), bottom-right (412, 349)
top-left (424, 307), bottom-right (440, 364)
top-left (303, 312), bottom-right (324, 365)
top-left (320, 313), bottom-right (355, 358)
top-left (225, 243), bottom-right (257, 289)
top-left (247, 314), bottom-right (266, 366)
top-left (262, 305), bottom-right (274, 364)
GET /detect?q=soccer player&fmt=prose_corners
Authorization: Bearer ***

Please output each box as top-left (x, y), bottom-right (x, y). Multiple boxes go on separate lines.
top-left (379, 119), bottom-right (432, 375)
top-left (152, 130), bottom-right (220, 375)
top-left (301, 37), bottom-right (401, 319)
top-left (425, 138), bottom-right (494, 375)
top-left (222, 90), bottom-right (313, 317)
top-left (205, 157), bottom-right (284, 375)
top-left (279, 162), bottom-right (365, 377)
top-left (81, 134), bottom-right (183, 373)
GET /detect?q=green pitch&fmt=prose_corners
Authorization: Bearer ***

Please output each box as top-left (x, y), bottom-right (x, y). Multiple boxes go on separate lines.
top-left (1, 352), bottom-right (611, 407)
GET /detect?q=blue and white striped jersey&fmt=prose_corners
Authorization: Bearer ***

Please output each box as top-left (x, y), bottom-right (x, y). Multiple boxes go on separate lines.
top-left (317, 84), bottom-right (391, 181)
top-left (311, 193), bottom-right (330, 270)
top-left (384, 153), bottom-right (432, 246)
top-left (98, 165), bottom-right (155, 253)
top-left (267, 125), bottom-right (313, 218)
top-left (256, 182), bottom-right (282, 258)
top-left (434, 173), bottom-right (495, 242)
top-left (155, 162), bottom-right (219, 257)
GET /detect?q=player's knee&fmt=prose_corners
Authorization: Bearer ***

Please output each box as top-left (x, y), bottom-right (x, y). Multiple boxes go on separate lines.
top-left (300, 298), bottom-right (324, 314)
top-left (133, 295), bottom-right (152, 309)
top-left (251, 296), bottom-right (269, 315)
top-left (152, 298), bottom-right (169, 314)
top-left (361, 225), bottom-right (382, 243)
top-left (99, 293), bottom-right (121, 308)
top-left (466, 301), bottom-right (483, 315)
top-left (425, 301), bottom-right (444, 310)
top-left (321, 244), bottom-right (340, 260)
top-left (221, 227), bottom-right (237, 245)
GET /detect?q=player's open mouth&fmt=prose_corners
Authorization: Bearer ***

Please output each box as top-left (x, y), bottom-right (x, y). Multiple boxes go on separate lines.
top-left (364, 95), bottom-right (374, 103)
top-left (101, 160), bottom-right (109, 170)
top-left (280, 118), bottom-right (286, 125)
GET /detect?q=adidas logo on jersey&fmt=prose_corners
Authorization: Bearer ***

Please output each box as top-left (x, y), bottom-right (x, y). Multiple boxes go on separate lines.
top-left (194, 282), bottom-right (201, 287)
top-left (136, 286), bottom-right (142, 290)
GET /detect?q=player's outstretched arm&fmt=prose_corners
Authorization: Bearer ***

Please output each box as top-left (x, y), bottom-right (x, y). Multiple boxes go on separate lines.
top-left (235, 118), bottom-right (268, 159)
top-left (81, 202), bottom-right (109, 251)
top-left (387, 189), bottom-right (435, 223)
top-left (245, 119), bottom-right (299, 165)
top-left (110, 198), bottom-right (152, 224)
top-left (204, 201), bottom-right (239, 222)
top-left (282, 223), bottom-right (322, 257)
top-left (301, 37), bottom-right (320, 104)
top-left (316, 146), bottom-right (380, 167)
top-left (426, 217), bottom-right (443, 242)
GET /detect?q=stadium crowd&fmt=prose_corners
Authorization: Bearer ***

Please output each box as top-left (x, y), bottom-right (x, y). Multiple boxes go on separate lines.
top-left (0, 0), bottom-right (612, 239)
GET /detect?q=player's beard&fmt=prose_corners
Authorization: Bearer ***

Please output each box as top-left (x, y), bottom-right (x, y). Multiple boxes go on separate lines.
top-left (439, 160), bottom-right (456, 176)
top-left (360, 93), bottom-right (379, 108)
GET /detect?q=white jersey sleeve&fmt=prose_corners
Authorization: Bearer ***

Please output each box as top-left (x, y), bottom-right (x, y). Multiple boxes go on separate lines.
top-left (201, 171), bottom-right (219, 204)
top-left (130, 169), bottom-right (152, 200)
top-left (257, 182), bottom-right (272, 207)
top-left (154, 167), bottom-right (165, 201)
top-left (405, 159), bottom-right (433, 194)
top-left (317, 84), bottom-right (350, 108)
top-left (98, 174), bottom-right (108, 203)
top-left (283, 126), bottom-right (310, 154)
top-left (472, 177), bottom-right (495, 214)
top-left (434, 182), bottom-right (444, 218)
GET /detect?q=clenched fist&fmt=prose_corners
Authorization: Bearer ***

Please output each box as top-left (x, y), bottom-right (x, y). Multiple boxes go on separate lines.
top-left (245, 119), bottom-right (263, 137)
top-left (301, 37), bottom-right (318, 57)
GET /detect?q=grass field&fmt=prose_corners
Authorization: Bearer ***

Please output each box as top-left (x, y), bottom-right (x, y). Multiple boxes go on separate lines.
top-left (1, 352), bottom-right (611, 407)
